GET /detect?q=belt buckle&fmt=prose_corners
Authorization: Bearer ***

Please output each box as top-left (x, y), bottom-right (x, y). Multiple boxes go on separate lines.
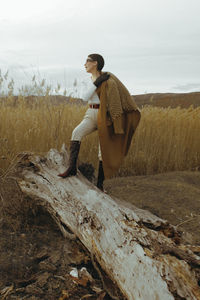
top-left (90, 104), bottom-right (98, 108)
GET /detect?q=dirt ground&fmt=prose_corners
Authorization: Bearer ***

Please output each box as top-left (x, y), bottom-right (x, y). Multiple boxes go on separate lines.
top-left (105, 171), bottom-right (200, 245)
top-left (0, 177), bottom-right (115, 300)
top-left (0, 170), bottom-right (200, 299)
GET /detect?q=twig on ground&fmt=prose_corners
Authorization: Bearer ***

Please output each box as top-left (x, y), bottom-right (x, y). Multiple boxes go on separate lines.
top-left (176, 215), bottom-right (200, 228)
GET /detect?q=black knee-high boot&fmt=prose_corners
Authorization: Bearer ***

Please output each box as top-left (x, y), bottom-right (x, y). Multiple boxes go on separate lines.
top-left (97, 160), bottom-right (105, 191)
top-left (58, 141), bottom-right (80, 178)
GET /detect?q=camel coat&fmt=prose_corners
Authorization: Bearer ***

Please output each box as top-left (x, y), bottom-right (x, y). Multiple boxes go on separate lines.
top-left (96, 73), bottom-right (141, 178)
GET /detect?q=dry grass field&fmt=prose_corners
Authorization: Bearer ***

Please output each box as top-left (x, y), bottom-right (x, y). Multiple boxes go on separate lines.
top-left (0, 94), bottom-right (200, 177)
top-left (1, 73), bottom-right (199, 177)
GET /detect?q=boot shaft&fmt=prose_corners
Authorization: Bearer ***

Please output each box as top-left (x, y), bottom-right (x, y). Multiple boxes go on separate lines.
top-left (69, 141), bottom-right (81, 165)
top-left (58, 140), bottom-right (80, 178)
top-left (97, 160), bottom-right (105, 190)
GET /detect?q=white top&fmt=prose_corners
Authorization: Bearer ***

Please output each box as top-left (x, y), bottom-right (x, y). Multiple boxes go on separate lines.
top-left (81, 80), bottom-right (100, 104)
top-left (68, 78), bottom-right (100, 104)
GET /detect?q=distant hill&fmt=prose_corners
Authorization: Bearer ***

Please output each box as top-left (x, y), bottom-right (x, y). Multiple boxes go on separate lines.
top-left (0, 95), bottom-right (85, 106)
top-left (1, 91), bottom-right (200, 109)
top-left (51, 91), bottom-right (200, 109)
top-left (133, 91), bottom-right (200, 108)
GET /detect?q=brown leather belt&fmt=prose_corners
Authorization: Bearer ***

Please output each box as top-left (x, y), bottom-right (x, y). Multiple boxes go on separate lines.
top-left (89, 104), bottom-right (100, 109)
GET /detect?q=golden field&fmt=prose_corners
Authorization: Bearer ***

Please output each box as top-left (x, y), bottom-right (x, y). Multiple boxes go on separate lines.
top-left (0, 96), bottom-right (200, 177)
top-left (0, 72), bottom-right (199, 176)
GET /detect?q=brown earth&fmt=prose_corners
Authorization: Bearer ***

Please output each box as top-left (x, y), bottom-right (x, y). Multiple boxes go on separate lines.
top-left (0, 176), bottom-right (113, 300)
top-left (0, 171), bottom-right (200, 299)
top-left (105, 171), bottom-right (200, 245)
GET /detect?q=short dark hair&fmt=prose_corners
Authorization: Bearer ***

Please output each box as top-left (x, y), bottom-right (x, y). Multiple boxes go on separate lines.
top-left (88, 53), bottom-right (104, 71)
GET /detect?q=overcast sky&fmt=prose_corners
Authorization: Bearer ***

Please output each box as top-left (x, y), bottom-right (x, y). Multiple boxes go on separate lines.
top-left (1, 0), bottom-right (200, 95)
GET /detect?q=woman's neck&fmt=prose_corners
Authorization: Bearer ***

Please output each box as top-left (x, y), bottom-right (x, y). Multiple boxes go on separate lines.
top-left (91, 70), bottom-right (101, 81)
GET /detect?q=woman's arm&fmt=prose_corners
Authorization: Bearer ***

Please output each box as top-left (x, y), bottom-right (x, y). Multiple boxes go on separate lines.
top-left (81, 80), bottom-right (96, 101)
top-left (68, 80), bottom-right (96, 102)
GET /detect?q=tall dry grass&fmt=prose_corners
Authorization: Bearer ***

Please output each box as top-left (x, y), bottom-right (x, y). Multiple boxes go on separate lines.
top-left (0, 72), bottom-right (200, 176)
top-left (122, 105), bottom-right (200, 175)
top-left (0, 98), bottom-right (98, 173)
top-left (0, 100), bottom-right (200, 176)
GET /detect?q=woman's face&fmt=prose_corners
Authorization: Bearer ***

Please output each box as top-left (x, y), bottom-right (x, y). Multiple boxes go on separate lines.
top-left (84, 57), bottom-right (97, 73)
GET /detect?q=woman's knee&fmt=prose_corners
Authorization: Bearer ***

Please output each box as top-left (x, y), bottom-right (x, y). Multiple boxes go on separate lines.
top-left (71, 127), bottom-right (82, 141)
top-left (71, 113), bottom-right (97, 141)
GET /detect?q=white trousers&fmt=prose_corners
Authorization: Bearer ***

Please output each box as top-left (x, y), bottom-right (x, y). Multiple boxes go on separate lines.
top-left (71, 108), bottom-right (102, 160)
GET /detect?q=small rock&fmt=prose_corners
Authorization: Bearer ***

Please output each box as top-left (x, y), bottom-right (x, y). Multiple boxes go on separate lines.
top-left (79, 267), bottom-right (94, 283)
top-left (70, 268), bottom-right (78, 278)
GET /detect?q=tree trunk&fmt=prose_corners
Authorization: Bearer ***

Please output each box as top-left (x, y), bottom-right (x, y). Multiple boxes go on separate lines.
top-left (15, 146), bottom-right (200, 300)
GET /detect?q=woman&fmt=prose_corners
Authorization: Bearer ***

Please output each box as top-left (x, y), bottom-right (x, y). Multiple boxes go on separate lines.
top-left (58, 53), bottom-right (141, 191)
top-left (58, 53), bottom-right (109, 191)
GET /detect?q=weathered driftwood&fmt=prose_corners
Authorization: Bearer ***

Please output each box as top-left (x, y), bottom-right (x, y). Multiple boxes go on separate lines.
top-left (16, 146), bottom-right (200, 300)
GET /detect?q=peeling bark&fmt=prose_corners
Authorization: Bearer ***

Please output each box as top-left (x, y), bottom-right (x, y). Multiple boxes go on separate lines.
top-left (15, 146), bottom-right (200, 300)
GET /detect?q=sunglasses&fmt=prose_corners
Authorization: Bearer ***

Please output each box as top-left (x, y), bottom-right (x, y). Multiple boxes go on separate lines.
top-left (86, 58), bottom-right (94, 63)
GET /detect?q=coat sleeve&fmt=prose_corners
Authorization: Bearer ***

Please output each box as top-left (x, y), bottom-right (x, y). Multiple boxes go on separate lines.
top-left (69, 80), bottom-right (97, 102)
top-left (106, 79), bottom-right (124, 134)
top-left (112, 116), bottom-right (124, 134)
top-left (81, 80), bottom-right (97, 101)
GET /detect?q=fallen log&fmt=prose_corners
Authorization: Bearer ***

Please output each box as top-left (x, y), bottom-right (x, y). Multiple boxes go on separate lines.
top-left (15, 146), bottom-right (200, 300)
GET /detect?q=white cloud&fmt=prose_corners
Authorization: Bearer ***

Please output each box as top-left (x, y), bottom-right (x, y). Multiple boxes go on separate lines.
top-left (172, 82), bottom-right (200, 92)
top-left (1, 0), bottom-right (200, 94)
